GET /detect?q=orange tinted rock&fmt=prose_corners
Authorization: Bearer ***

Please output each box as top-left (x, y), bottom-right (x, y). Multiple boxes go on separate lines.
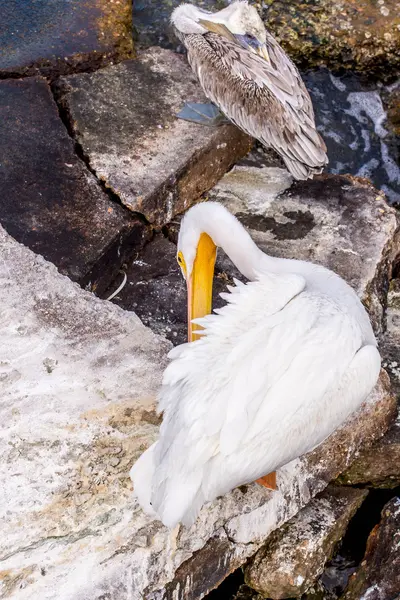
top-left (0, 0), bottom-right (133, 78)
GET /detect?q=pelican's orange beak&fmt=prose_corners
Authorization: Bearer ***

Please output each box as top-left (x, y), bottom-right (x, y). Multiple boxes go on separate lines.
top-left (186, 233), bottom-right (217, 342)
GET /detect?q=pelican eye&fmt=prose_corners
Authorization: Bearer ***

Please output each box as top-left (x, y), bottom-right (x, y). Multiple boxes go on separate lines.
top-left (244, 34), bottom-right (259, 48)
top-left (177, 251), bottom-right (187, 277)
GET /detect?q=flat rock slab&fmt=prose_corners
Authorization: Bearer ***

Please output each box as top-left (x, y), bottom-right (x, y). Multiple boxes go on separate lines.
top-left (55, 47), bottom-right (252, 226)
top-left (263, 0), bottom-right (400, 78)
top-left (341, 497), bottom-right (400, 600)
top-left (0, 77), bottom-right (150, 295)
top-left (0, 0), bottom-right (133, 78)
top-left (244, 486), bottom-right (368, 598)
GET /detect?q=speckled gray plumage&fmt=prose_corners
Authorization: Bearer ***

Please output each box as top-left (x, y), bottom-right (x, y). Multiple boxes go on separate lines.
top-left (181, 31), bottom-right (328, 179)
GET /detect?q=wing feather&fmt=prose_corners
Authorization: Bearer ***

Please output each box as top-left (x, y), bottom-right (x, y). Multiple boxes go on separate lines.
top-left (147, 271), bottom-right (378, 527)
top-left (183, 32), bottom-right (328, 179)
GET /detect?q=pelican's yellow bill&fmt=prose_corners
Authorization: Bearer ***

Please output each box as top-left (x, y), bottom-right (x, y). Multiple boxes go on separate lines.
top-left (187, 232), bottom-right (217, 342)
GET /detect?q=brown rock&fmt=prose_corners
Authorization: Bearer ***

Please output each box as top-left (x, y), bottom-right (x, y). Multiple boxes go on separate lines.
top-left (0, 0), bottom-right (133, 78)
top-left (0, 77), bottom-right (149, 295)
top-left (341, 497), bottom-right (400, 600)
top-left (337, 422), bottom-right (400, 489)
top-left (386, 89), bottom-right (400, 137)
top-left (244, 486), bottom-right (368, 599)
top-left (338, 278), bottom-right (400, 489)
top-left (55, 47), bottom-right (252, 226)
top-left (262, 0), bottom-right (400, 78)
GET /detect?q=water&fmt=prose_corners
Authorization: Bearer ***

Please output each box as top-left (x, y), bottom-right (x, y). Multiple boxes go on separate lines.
top-left (304, 70), bottom-right (400, 204)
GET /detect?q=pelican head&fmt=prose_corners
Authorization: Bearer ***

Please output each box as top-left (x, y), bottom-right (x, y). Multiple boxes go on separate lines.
top-left (171, 1), bottom-right (269, 61)
top-left (176, 202), bottom-right (262, 341)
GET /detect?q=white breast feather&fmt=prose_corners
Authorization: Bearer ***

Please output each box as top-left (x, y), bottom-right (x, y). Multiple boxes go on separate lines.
top-left (131, 271), bottom-right (380, 527)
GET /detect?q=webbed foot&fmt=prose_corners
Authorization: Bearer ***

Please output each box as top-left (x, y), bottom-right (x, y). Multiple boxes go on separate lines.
top-left (176, 102), bottom-right (229, 127)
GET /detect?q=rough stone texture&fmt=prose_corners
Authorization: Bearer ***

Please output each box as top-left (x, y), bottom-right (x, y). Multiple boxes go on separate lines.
top-left (233, 585), bottom-right (264, 600)
top-left (207, 167), bottom-right (399, 336)
top-left (262, 0), bottom-right (400, 78)
top-left (341, 497), bottom-right (400, 600)
top-left (0, 76), bottom-right (150, 295)
top-left (337, 278), bottom-right (400, 489)
top-left (110, 168), bottom-right (399, 345)
top-left (102, 233), bottom-right (242, 345)
top-left (0, 167), bottom-right (398, 599)
top-left (382, 278), bottom-right (400, 393)
top-left (244, 486), bottom-right (368, 598)
top-left (0, 0), bottom-right (133, 78)
top-left (55, 47), bottom-right (252, 226)
top-left (336, 422), bottom-right (400, 489)
top-left (385, 87), bottom-right (400, 137)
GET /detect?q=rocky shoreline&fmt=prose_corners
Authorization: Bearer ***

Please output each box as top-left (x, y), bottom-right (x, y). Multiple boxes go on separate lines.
top-left (0, 1), bottom-right (399, 599)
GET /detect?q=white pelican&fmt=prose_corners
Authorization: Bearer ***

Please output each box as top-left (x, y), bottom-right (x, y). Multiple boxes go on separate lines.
top-left (131, 202), bottom-right (380, 528)
top-left (171, 1), bottom-right (328, 180)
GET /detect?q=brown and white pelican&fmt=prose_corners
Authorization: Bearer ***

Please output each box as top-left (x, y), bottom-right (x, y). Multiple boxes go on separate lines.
top-left (171, 1), bottom-right (328, 180)
top-left (130, 202), bottom-right (380, 528)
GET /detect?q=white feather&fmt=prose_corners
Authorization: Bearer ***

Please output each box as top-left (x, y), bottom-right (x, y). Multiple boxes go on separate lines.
top-left (130, 203), bottom-right (381, 528)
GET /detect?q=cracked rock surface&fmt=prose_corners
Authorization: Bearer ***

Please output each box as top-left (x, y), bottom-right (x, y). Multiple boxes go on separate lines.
top-left (0, 0), bottom-right (133, 78)
top-left (341, 497), bottom-right (400, 600)
top-left (244, 486), bottom-right (368, 598)
top-left (55, 47), bottom-right (252, 226)
top-left (0, 76), bottom-right (149, 296)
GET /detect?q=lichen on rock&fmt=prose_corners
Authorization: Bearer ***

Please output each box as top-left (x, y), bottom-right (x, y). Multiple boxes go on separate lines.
top-left (262, 0), bottom-right (400, 78)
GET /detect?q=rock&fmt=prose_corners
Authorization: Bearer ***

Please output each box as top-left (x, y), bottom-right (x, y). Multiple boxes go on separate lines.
top-left (207, 166), bottom-right (399, 335)
top-left (103, 233), bottom-right (242, 345)
top-left (385, 88), bottom-right (400, 136)
top-left (112, 167), bottom-right (398, 346)
top-left (340, 497), bottom-right (400, 600)
top-left (0, 77), bottom-right (150, 295)
top-left (54, 47), bottom-right (252, 226)
top-left (337, 278), bottom-right (400, 489)
top-left (262, 0), bottom-right (400, 78)
top-left (233, 585), bottom-right (265, 600)
top-left (0, 218), bottom-right (396, 600)
top-left (382, 278), bottom-right (400, 393)
top-left (0, 0), bottom-right (133, 78)
top-left (244, 486), bottom-right (368, 599)
top-left (336, 422), bottom-right (400, 489)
